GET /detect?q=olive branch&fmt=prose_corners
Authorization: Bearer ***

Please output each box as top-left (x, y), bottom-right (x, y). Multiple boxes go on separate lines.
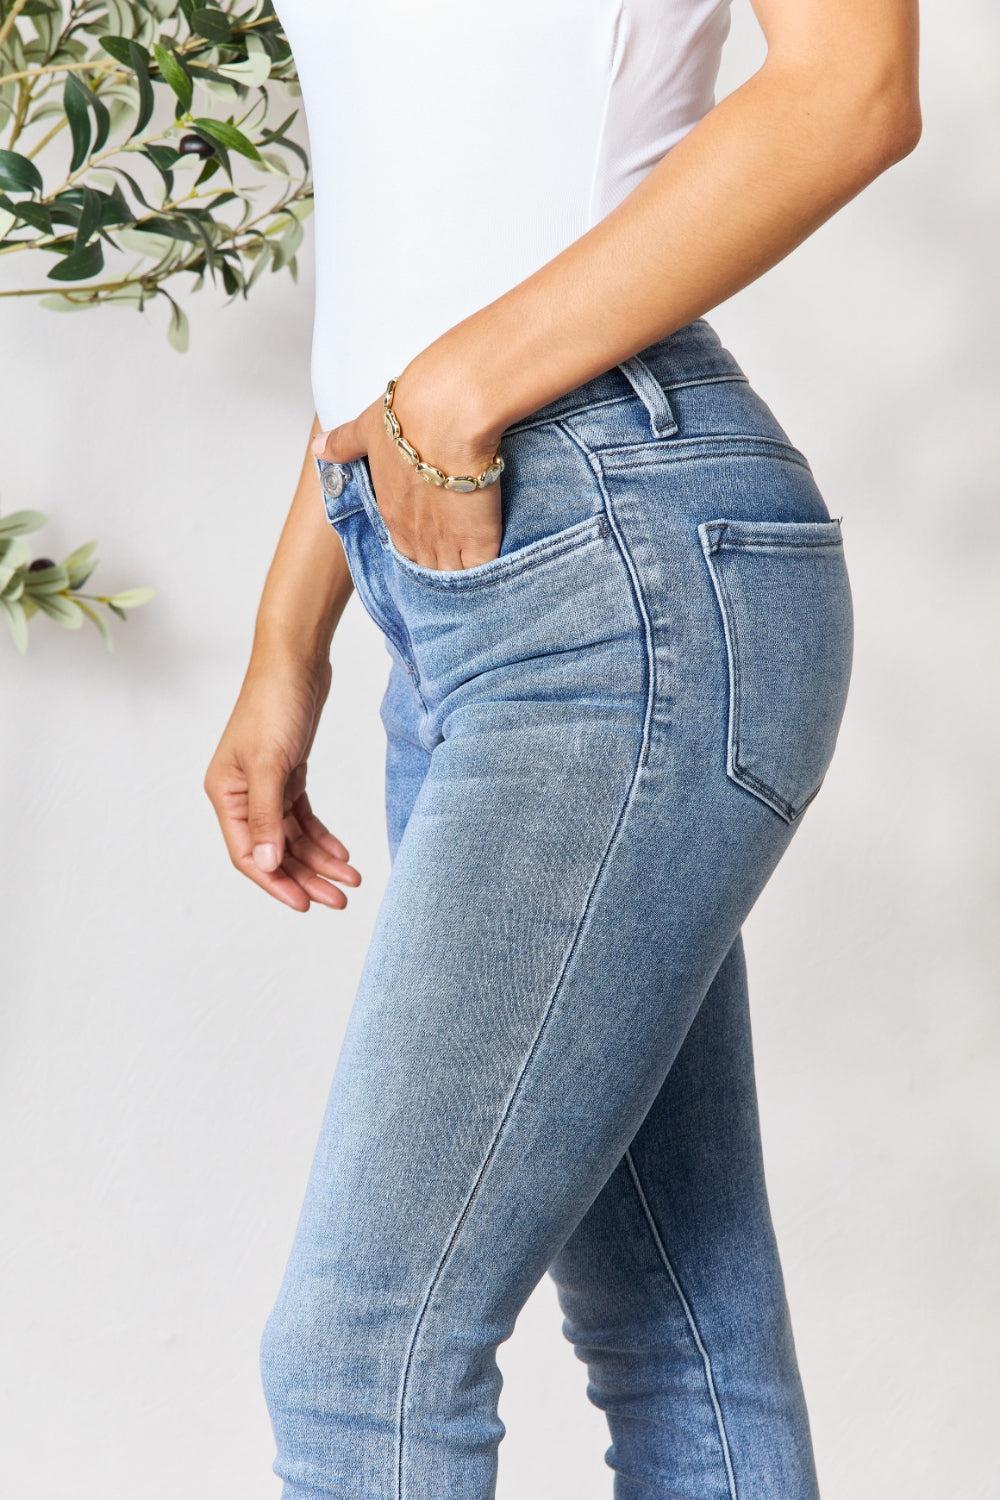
top-left (0, 0), bottom-right (313, 349)
top-left (0, 506), bottom-right (153, 652)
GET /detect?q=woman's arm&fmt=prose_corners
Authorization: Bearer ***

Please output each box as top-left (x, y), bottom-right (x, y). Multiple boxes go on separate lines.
top-left (204, 420), bottom-right (362, 910)
top-left (315, 0), bottom-right (920, 569)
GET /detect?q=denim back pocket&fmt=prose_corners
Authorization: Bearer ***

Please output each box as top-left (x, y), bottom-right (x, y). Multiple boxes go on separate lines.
top-left (698, 518), bottom-right (853, 822)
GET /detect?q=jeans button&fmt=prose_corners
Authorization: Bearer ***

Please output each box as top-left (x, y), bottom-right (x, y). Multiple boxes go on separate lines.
top-left (321, 463), bottom-right (346, 500)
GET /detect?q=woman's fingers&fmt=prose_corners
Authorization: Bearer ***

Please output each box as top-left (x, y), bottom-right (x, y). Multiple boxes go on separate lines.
top-left (209, 790), bottom-right (311, 912)
top-left (287, 828), bottom-right (362, 887)
top-left (311, 415), bottom-right (367, 464)
top-left (292, 790), bottom-right (353, 864)
top-left (206, 771), bottom-right (358, 912)
top-left (282, 852), bottom-right (350, 910)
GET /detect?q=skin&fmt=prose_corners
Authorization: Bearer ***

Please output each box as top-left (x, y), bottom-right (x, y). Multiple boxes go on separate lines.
top-left (204, 0), bottom-right (920, 910)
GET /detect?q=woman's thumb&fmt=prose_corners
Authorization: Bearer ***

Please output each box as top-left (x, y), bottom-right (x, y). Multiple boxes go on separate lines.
top-left (311, 416), bottom-right (365, 463)
top-left (248, 764), bottom-right (287, 873)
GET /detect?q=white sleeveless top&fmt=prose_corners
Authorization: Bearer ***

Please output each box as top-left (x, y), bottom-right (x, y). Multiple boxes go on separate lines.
top-left (274, 0), bottom-right (732, 428)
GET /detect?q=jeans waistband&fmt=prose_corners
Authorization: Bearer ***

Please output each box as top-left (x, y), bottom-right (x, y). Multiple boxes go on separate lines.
top-left (507, 319), bottom-right (745, 437)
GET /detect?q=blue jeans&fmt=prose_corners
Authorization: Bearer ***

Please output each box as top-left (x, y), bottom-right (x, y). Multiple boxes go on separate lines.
top-left (261, 320), bottom-right (853, 1499)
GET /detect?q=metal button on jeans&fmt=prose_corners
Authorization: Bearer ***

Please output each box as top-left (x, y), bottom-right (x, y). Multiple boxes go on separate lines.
top-left (321, 463), bottom-right (346, 500)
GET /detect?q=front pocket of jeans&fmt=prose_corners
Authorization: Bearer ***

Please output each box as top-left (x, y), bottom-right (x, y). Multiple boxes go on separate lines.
top-left (699, 517), bottom-right (853, 822)
top-left (387, 511), bottom-right (612, 592)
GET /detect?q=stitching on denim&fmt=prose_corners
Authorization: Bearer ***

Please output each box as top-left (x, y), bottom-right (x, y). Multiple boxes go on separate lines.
top-left (701, 520), bottom-right (843, 556)
top-left (506, 392), bottom-right (632, 436)
top-left (624, 1150), bottom-right (739, 1500)
top-left (620, 354), bottom-right (679, 438)
top-left (713, 537), bottom-right (842, 553)
top-left (658, 373), bottom-right (746, 393)
top-left (557, 421), bottom-right (658, 769)
top-left (504, 374), bottom-right (747, 438)
top-left (323, 500), bottom-right (364, 525)
top-left (394, 802), bottom-right (651, 1500)
top-left (346, 463), bottom-right (429, 707)
top-left (390, 513), bottom-right (610, 593)
top-left (698, 523), bottom-right (797, 824)
top-left (394, 521), bottom-right (653, 1500)
top-left (599, 435), bottom-right (812, 470)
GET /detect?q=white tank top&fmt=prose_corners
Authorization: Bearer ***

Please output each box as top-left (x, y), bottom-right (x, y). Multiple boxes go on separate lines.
top-left (274, 0), bottom-right (732, 428)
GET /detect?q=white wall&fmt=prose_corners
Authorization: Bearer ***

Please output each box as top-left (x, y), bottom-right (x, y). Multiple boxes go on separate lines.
top-left (2, 3), bottom-right (997, 1497)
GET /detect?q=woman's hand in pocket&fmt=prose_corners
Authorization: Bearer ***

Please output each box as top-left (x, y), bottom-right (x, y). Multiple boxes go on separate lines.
top-left (311, 362), bottom-right (503, 572)
top-left (204, 650), bottom-right (361, 912)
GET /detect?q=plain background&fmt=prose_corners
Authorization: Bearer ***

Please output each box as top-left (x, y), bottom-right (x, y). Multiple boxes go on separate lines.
top-left (2, 2), bottom-right (998, 1496)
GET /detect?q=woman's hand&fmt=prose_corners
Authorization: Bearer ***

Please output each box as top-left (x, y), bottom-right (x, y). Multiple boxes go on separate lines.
top-left (311, 360), bottom-right (504, 572)
top-left (204, 648), bottom-right (361, 913)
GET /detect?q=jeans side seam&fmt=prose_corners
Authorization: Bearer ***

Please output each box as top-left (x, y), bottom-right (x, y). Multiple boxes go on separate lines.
top-left (394, 684), bottom-right (652, 1500)
top-left (624, 1149), bottom-right (739, 1500)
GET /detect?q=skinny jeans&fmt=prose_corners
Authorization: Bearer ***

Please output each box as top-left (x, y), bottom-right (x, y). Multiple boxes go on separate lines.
top-left (261, 319), bottom-right (853, 1499)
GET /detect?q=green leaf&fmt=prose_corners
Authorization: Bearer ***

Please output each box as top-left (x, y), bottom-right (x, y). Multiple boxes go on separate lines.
top-left (166, 300), bottom-right (189, 352)
top-left (63, 74), bottom-right (93, 174)
top-left (220, 257), bottom-right (241, 297)
top-left (139, 213), bottom-right (199, 242)
top-left (23, 562), bottom-right (70, 595)
top-left (0, 544), bottom-right (27, 592)
top-left (62, 539), bottom-right (98, 586)
top-left (110, 166), bottom-right (156, 211)
top-left (115, 222), bottom-right (176, 258)
top-left (33, 592), bottom-right (85, 629)
top-left (99, 33), bottom-right (134, 67)
top-left (218, 49), bottom-right (271, 88)
top-left (189, 7), bottom-right (233, 42)
top-left (88, 86), bottom-right (112, 154)
top-left (0, 192), bottom-right (51, 233)
top-left (0, 148), bottom-right (43, 195)
top-left (193, 156), bottom-right (220, 187)
top-left (102, 182), bottom-right (135, 228)
top-left (190, 116), bottom-right (261, 162)
top-left (128, 40), bottom-right (154, 138)
top-left (142, 143), bottom-right (175, 198)
top-left (47, 239), bottom-right (105, 281)
top-left (40, 292), bottom-right (92, 311)
top-left (152, 42), bottom-right (193, 111)
top-left (0, 510), bottom-right (47, 537)
top-left (75, 184), bottom-right (100, 249)
top-left (244, 239), bottom-right (272, 292)
top-left (106, 586), bottom-right (155, 609)
top-left (1, 597), bottom-right (29, 653)
top-left (76, 598), bottom-right (113, 650)
top-left (115, 225), bottom-right (178, 258)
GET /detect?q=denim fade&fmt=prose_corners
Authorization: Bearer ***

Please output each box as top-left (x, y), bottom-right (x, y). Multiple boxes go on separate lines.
top-left (260, 319), bottom-right (853, 1500)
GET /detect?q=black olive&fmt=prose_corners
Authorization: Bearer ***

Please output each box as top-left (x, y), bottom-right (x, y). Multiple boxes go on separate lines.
top-left (178, 133), bottom-right (215, 159)
top-left (28, 557), bottom-right (56, 571)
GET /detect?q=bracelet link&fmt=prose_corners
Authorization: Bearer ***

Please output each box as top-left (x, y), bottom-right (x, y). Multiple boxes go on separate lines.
top-left (382, 378), bottom-right (505, 493)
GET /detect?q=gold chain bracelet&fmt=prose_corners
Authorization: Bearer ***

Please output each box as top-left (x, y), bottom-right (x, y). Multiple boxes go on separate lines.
top-left (382, 379), bottom-right (505, 494)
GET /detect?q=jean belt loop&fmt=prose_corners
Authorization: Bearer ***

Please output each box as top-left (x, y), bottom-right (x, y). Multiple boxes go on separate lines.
top-left (618, 354), bottom-right (678, 438)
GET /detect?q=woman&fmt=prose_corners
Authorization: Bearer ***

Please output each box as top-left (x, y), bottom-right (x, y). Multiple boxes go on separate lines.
top-left (205, 0), bottom-right (919, 1494)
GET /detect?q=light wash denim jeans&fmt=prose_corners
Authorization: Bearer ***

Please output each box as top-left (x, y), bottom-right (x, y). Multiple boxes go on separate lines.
top-left (261, 320), bottom-right (853, 1500)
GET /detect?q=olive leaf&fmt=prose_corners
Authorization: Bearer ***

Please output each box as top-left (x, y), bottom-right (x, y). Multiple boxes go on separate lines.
top-left (0, 147), bottom-right (43, 194)
top-left (1, 1), bottom-right (312, 351)
top-left (0, 507), bottom-right (154, 653)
